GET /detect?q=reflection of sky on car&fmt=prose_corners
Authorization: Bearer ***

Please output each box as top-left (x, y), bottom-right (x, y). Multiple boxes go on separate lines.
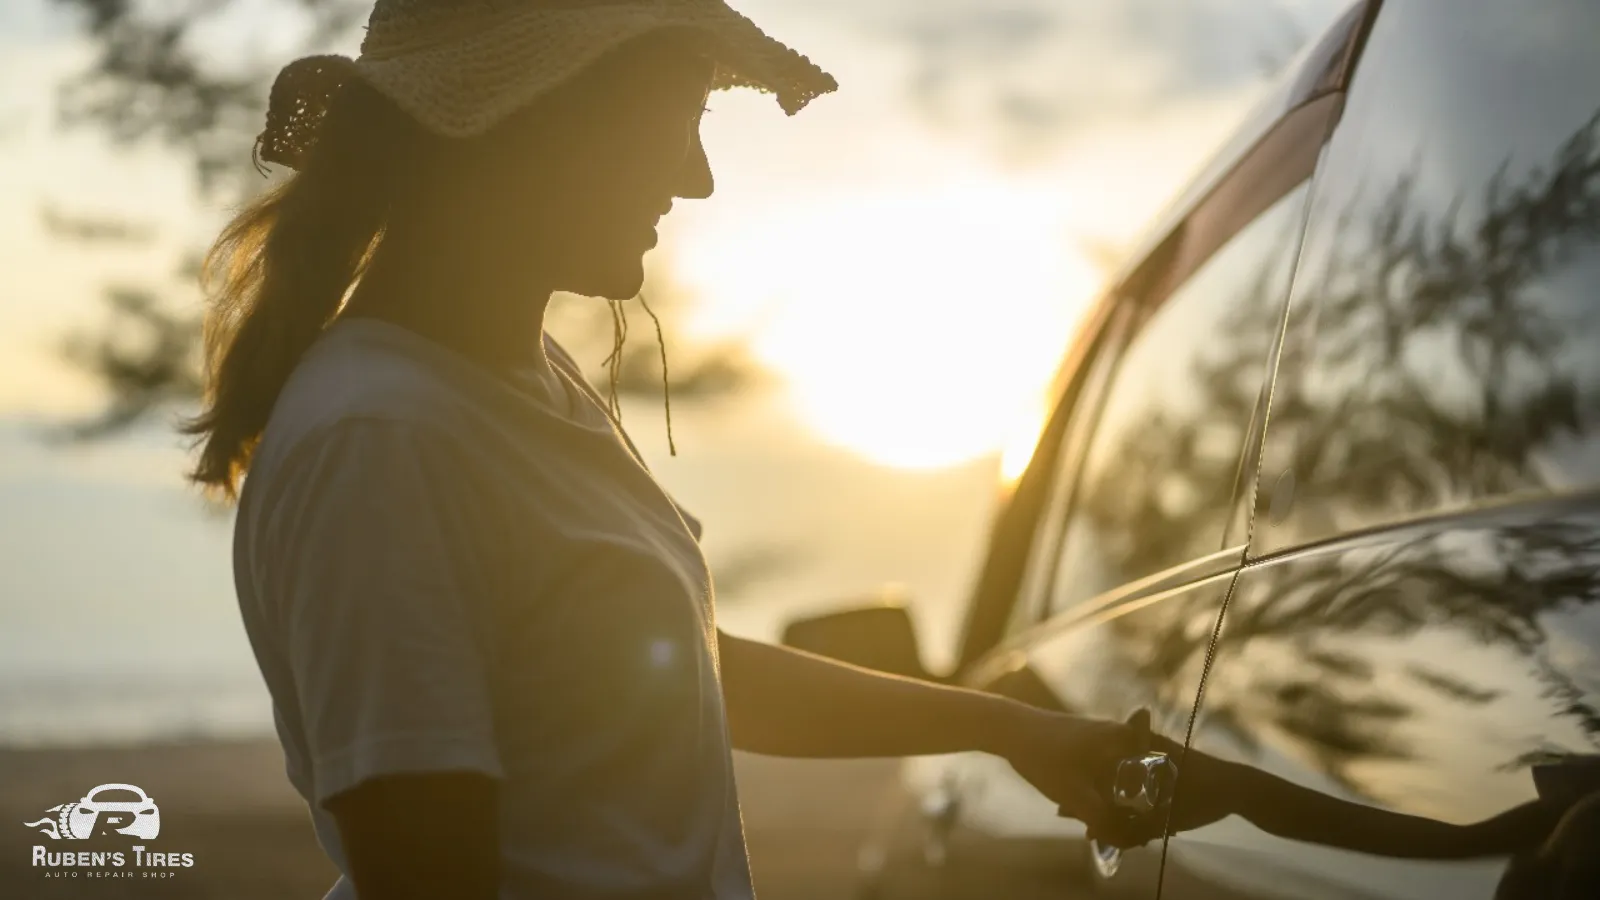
top-left (1047, 520), bottom-right (1116, 617)
top-left (1531, 257), bottom-right (1600, 491)
top-left (1545, 609), bottom-right (1600, 700)
top-left (1301, 0), bottom-right (1595, 220)
top-left (1270, 0), bottom-right (1600, 548)
top-left (1205, 627), bottom-right (1557, 819)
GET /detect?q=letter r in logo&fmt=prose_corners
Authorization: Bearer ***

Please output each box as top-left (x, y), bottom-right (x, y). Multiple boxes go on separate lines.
top-left (91, 811), bottom-right (135, 837)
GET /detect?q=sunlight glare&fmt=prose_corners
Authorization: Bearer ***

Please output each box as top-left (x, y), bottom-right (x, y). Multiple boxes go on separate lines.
top-left (999, 398), bottom-right (1052, 484)
top-left (679, 178), bottom-right (1101, 472)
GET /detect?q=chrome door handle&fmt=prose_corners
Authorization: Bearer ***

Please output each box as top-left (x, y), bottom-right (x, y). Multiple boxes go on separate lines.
top-left (1112, 751), bottom-right (1178, 816)
top-left (1087, 751), bottom-right (1179, 881)
top-left (1084, 710), bottom-right (1178, 881)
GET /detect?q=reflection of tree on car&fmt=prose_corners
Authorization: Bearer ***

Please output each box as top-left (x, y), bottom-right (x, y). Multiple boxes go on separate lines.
top-left (1096, 730), bottom-right (1600, 899)
top-left (1206, 517), bottom-right (1600, 773)
top-left (1258, 112), bottom-right (1600, 538)
top-left (1082, 103), bottom-right (1600, 580)
top-left (1079, 105), bottom-right (1600, 770)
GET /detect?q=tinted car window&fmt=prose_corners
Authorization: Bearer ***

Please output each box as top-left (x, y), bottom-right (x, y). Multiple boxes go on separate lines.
top-left (1253, 0), bottom-right (1600, 555)
top-left (1048, 181), bottom-right (1313, 616)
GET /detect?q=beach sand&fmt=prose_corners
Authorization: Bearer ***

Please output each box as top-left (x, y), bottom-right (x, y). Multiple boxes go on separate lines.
top-left (3, 738), bottom-right (900, 899)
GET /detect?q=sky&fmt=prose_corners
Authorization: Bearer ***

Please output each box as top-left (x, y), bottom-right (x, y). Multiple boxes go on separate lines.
top-left (0, 0), bottom-right (1352, 744)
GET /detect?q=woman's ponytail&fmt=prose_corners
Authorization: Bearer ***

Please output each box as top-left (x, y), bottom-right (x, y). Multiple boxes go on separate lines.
top-left (181, 80), bottom-right (412, 500)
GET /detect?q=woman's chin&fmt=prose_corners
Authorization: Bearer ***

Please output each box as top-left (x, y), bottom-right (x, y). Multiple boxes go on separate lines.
top-left (566, 261), bottom-right (646, 301)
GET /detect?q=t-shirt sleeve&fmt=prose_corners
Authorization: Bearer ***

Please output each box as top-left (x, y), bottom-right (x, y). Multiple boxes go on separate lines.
top-left (257, 417), bottom-right (506, 809)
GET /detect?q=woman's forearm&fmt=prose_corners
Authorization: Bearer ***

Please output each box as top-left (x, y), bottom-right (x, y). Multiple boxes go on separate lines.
top-left (1236, 762), bottom-right (1555, 859)
top-left (716, 630), bottom-right (1032, 759)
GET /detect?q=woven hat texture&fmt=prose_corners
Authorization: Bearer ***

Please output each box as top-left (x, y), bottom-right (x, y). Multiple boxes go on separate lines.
top-left (257, 0), bottom-right (838, 170)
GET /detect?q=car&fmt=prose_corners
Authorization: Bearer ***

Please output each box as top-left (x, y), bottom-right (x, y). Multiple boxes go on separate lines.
top-left (780, 0), bottom-right (1600, 897)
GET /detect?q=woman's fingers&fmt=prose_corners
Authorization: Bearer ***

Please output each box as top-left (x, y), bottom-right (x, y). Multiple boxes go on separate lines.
top-left (1060, 785), bottom-right (1112, 834)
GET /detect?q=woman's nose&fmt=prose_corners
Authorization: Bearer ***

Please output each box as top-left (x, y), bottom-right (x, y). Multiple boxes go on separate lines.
top-left (676, 135), bottom-right (714, 200)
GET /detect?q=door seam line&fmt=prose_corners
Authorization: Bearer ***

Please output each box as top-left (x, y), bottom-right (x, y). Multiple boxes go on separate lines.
top-left (1153, 105), bottom-right (1333, 900)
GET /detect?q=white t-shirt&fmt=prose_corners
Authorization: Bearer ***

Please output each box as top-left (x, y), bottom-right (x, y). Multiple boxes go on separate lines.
top-left (232, 315), bottom-right (754, 900)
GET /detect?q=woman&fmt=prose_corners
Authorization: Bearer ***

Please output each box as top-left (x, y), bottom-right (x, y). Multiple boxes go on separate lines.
top-left (188, 1), bottom-right (1138, 898)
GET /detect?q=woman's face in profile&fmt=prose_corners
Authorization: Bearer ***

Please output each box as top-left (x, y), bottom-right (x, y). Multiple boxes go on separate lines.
top-left (460, 36), bottom-right (716, 300)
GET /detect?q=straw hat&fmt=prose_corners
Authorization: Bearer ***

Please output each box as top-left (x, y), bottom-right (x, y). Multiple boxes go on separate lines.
top-left (256, 0), bottom-right (839, 170)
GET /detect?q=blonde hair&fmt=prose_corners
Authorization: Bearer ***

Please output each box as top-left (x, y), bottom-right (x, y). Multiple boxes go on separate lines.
top-left (180, 79), bottom-right (412, 500)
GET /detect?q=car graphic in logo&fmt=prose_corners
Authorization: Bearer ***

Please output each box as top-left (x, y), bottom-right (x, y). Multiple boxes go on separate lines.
top-left (22, 784), bottom-right (160, 840)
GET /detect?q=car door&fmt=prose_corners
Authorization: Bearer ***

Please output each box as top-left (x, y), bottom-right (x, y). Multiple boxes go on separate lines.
top-left (1169, 1), bottom-right (1600, 898)
top-left (909, 11), bottom-right (1377, 893)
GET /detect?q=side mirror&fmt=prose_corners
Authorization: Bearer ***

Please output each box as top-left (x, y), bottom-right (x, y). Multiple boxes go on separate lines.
top-left (781, 592), bottom-right (936, 682)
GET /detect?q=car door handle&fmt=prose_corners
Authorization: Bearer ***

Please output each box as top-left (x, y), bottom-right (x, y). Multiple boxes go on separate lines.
top-left (1080, 708), bottom-right (1181, 881)
top-left (1113, 751), bottom-right (1179, 816)
top-left (1111, 709), bottom-right (1179, 817)
top-left (1085, 753), bottom-right (1180, 881)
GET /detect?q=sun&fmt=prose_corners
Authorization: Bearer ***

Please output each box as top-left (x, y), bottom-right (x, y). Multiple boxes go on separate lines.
top-left (676, 178), bottom-right (1102, 474)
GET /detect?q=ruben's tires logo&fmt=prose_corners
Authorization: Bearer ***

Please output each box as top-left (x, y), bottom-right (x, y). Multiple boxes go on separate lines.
top-left (26, 783), bottom-right (160, 840)
top-left (22, 783), bottom-right (196, 878)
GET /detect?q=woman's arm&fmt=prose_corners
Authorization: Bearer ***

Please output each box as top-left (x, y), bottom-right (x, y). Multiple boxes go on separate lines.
top-left (717, 629), bottom-right (1022, 758)
top-left (1114, 746), bottom-right (1562, 860)
top-left (1234, 762), bottom-right (1556, 859)
top-left (715, 630), bottom-right (1135, 827)
top-left (326, 771), bottom-right (500, 900)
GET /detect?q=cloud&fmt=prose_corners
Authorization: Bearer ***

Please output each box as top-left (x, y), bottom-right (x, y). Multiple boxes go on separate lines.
top-left (858, 0), bottom-right (1351, 161)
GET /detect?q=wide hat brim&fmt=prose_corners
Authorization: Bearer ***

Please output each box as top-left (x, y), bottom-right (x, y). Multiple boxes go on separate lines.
top-left (257, 0), bottom-right (838, 170)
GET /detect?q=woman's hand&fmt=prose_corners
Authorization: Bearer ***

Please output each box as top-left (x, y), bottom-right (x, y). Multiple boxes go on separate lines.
top-left (993, 706), bottom-right (1144, 833)
top-left (1091, 734), bottom-right (1238, 850)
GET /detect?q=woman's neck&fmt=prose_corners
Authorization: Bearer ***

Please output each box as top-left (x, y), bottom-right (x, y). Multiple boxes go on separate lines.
top-left (340, 221), bottom-right (556, 380)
